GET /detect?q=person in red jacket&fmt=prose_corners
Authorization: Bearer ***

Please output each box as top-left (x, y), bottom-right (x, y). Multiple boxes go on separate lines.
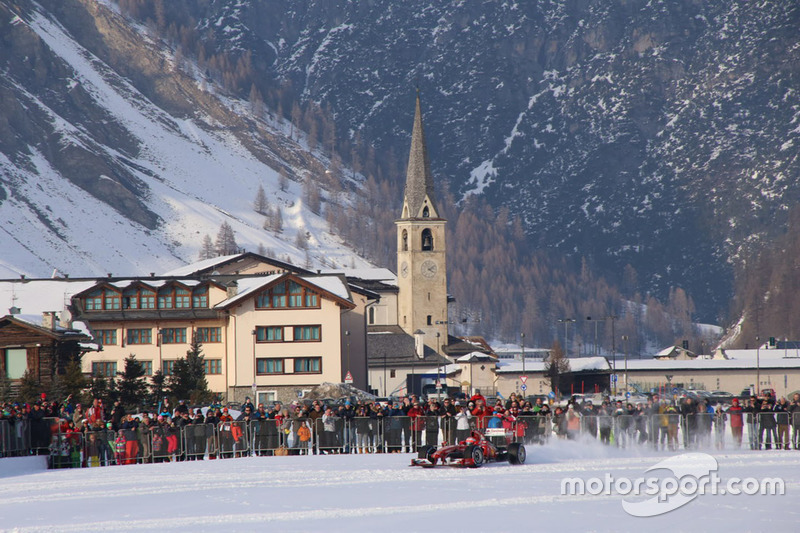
top-left (407, 400), bottom-right (425, 450)
top-left (471, 398), bottom-right (490, 430)
top-left (727, 398), bottom-right (744, 448)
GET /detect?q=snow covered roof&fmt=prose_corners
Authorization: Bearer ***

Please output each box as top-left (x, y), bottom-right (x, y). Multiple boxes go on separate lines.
top-left (161, 254), bottom-right (243, 276)
top-left (496, 356), bottom-right (611, 373)
top-left (215, 273), bottom-right (352, 308)
top-left (623, 355), bottom-right (800, 370)
top-left (0, 279), bottom-right (96, 316)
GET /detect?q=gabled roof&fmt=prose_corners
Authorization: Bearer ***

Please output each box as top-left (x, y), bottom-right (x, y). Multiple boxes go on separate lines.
top-left (0, 314), bottom-right (90, 342)
top-left (215, 273), bottom-right (355, 310)
top-left (162, 252), bottom-right (309, 277)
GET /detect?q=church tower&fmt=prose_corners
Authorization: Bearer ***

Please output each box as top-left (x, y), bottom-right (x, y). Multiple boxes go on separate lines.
top-left (396, 93), bottom-right (448, 353)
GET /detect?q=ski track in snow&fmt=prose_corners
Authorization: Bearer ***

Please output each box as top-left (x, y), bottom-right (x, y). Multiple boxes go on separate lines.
top-left (1, 441), bottom-right (799, 532)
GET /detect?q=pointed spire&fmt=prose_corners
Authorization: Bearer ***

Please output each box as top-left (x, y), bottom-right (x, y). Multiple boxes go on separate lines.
top-left (403, 91), bottom-right (438, 218)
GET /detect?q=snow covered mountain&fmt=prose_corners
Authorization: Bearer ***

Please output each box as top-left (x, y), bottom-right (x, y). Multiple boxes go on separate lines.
top-left (0, 0), bottom-right (371, 279)
top-left (189, 0), bottom-right (800, 320)
top-left (2, 0), bottom-right (798, 327)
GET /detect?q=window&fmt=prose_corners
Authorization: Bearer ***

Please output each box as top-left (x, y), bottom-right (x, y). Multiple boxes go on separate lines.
top-left (157, 289), bottom-right (173, 309)
top-left (390, 369), bottom-right (396, 378)
top-left (140, 290), bottom-right (156, 309)
top-left (421, 228), bottom-right (433, 251)
top-left (402, 229), bottom-right (408, 251)
top-left (85, 291), bottom-right (103, 311)
top-left (294, 357), bottom-right (321, 374)
top-left (127, 328), bottom-right (152, 345)
top-left (427, 315), bottom-right (432, 325)
top-left (256, 358), bottom-right (284, 375)
top-left (422, 206), bottom-right (430, 217)
top-left (141, 360), bottom-right (153, 376)
top-left (4, 348), bottom-right (27, 379)
top-left (163, 360), bottom-right (176, 376)
top-left (204, 359), bottom-right (222, 375)
top-left (192, 288), bottom-right (208, 308)
top-left (175, 287), bottom-right (191, 308)
top-left (97, 329), bottom-right (117, 346)
top-left (257, 391), bottom-right (277, 405)
top-left (122, 288), bottom-right (139, 309)
top-left (105, 292), bottom-right (120, 310)
top-left (255, 280), bottom-right (320, 309)
top-left (195, 327), bottom-right (221, 343)
top-left (293, 325), bottom-right (321, 341)
top-left (368, 307), bottom-right (375, 325)
top-left (255, 326), bottom-right (283, 342)
top-left (91, 361), bottom-right (117, 377)
top-left (161, 328), bottom-right (187, 344)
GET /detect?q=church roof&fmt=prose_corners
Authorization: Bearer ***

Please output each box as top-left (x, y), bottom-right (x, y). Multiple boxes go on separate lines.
top-left (402, 93), bottom-right (439, 218)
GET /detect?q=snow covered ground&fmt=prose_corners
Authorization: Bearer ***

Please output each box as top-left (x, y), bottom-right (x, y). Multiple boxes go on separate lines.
top-left (1, 440), bottom-right (797, 532)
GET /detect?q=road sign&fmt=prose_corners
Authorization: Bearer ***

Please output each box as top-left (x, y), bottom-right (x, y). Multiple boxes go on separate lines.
top-left (626, 391), bottom-right (631, 398)
top-left (672, 388), bottom-right (678, 395)
top-left (344, 371), bottom-right (353, 384)
top-left (436, 380), bottom-right (442, 390)
top-left (520, 384), bottom-right (527, 391)
top-left (610, 374), bottom-right (618, 383)
top-left (520, 375), bottom-right (528, 384)
top-left (548, 391), bottom-right (555, 399)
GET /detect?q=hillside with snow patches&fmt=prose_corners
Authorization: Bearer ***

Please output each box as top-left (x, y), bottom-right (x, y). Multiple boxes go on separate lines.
top-left (0, 0), bottom-right (372, 280)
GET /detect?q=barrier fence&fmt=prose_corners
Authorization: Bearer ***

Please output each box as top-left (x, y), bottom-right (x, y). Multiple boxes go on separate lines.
top-left (2, 412), bottom-right (800, 468)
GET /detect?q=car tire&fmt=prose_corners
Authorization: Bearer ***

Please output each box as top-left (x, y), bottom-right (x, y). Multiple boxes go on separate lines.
top-left (465, 445), bottom-right (484, 467)
top-left (418, 445), bottom-right (436, 461)
top-left (507, 442), bottom-right (526, 465)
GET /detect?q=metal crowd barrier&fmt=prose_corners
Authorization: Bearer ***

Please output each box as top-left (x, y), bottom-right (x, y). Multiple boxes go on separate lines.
top-left (4, 408), bottom-right (800, 467)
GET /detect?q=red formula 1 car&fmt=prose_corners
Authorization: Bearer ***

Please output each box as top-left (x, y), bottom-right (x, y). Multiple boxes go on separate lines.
top-left (410, 430), bottom-right (526, 468)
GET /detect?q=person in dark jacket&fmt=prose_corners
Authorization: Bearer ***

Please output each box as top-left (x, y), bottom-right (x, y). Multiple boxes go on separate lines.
top-left (758, 400), bottom-right (777, 449)
top-left (774, 398), bottom-right (790, 450)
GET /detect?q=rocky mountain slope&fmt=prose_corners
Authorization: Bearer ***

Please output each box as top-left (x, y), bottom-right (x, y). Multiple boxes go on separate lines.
top-left (0, 0), bottom-right (370, 278)
top-left (192, 0), bottom-right (800, 320)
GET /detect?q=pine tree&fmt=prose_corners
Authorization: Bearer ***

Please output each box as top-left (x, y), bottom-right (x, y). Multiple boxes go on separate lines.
top-left (117, 355), bottom-right (148, 412)
top-left (169, 337), bottom-right (212, 404)
top-left (254, 184), bottom-right (269, 215)
top-left (0, 373), bottom-right (12, 403)
top-left (273, 208), bottom-right (283, 233)
top-left (17, 370), bottom-right (41, 404)
top-left (150, 369), bottom-right (167, 410)
top-left (199, 234), bottom-right (216, 260)
top-left (62, 358), bottom-right (87, 404)
top-left (215, 221), bottom-right (238, 256)
top-left (88, 374), bottom-right (109, 404)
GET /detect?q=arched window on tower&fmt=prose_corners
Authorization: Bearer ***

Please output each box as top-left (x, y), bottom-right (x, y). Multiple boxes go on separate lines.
top-left (421, 229), bottom-right (433, 251)
top-left (422, 206), bottom-right (430, 217)
top-left (402, 230), bottom-right (408, 251)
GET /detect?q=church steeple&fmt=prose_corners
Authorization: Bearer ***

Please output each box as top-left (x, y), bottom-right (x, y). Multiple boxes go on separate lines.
top-left (402, 92), bottom-right (439, 219)
top-left (396, 92), bottom-right (448, 354)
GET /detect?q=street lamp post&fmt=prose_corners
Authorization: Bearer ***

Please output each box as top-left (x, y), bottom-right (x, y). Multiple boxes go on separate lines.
top-left (621, 335), bottom-right (630, 396)
top-left (558, 318), bottom-right (575, 357)
top-left (344, 330), bottom-right (350, 382)
top-left (756, 335), bottom-right (760, 395)
top-left (521, 332), bottom-right (526, 378)
top-left (436, 332), bottom-right (441, 395)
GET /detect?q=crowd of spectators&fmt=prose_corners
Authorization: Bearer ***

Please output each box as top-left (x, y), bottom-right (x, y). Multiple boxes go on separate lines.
top-left (3, 390), bottom-right (800, 468)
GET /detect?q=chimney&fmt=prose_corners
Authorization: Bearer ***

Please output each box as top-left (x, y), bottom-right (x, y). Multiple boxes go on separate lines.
top-left (226, 281), bottom-right (239, 298)
top-left (42, 312), bottom-right (57, 330)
